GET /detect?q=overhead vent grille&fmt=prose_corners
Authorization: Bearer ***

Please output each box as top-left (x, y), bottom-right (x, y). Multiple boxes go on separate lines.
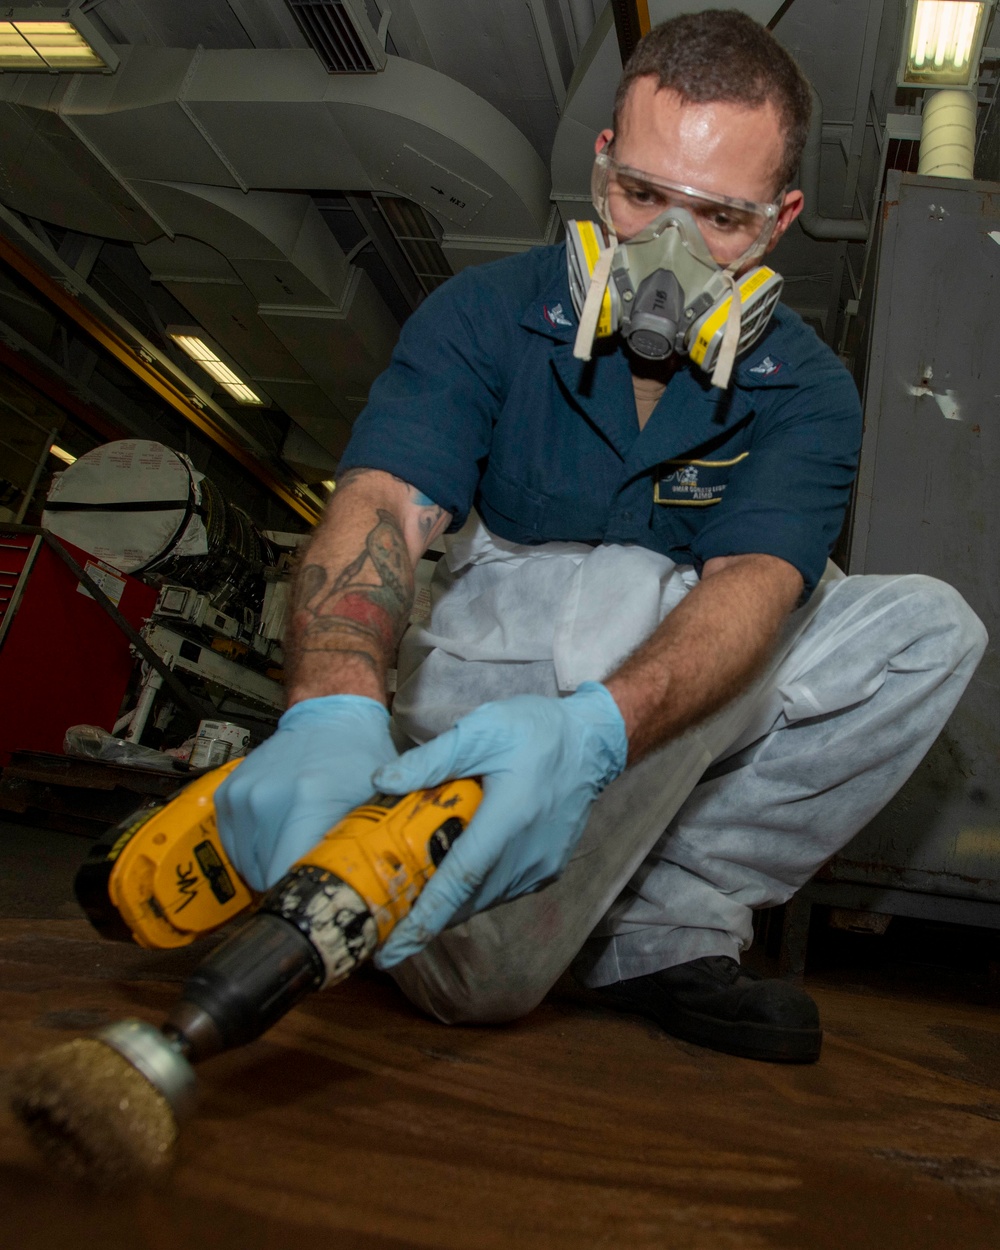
top-left (376, 198), bottom-right (452, 295)
top-left (285, 0), bottom-right (387, 73)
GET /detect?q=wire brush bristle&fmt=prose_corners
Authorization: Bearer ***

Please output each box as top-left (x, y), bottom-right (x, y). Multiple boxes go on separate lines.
top-left (9, 1037), bottom-right (178, 1187)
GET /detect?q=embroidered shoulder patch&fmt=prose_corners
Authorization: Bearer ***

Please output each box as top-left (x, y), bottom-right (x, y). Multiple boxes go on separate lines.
top-left (543, 302), bottom-right (573, 328)
top-left (748, 354), bottom-right (784, 377)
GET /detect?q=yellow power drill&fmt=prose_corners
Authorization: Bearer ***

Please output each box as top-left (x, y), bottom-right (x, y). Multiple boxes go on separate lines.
top-left (72, 765), bottom-right (481, 1061)
top-left (75, 761), bottom-right (480, 954)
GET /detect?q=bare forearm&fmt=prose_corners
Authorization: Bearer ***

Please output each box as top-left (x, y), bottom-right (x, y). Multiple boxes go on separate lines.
top-left (285, 469), bottom-right (450, 706)
top-left (604, 554), bottom-right (803, 763)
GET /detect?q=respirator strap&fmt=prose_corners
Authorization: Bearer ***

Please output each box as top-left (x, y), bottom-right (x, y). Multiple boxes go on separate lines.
top-left (710, 270), bottom-right (743, 390)
top-left (573, 241), bottom-right (616, 362)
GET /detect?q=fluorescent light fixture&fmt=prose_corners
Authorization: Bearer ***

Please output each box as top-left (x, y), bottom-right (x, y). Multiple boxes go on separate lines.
top-left (49, 444), bottom-right (76, 464)
top-left (900, 1), bottom-right (992, 86)
top-left (0, 9), bottom-right (119, 72)
top-left (167, 331), bottom-right (266, 406)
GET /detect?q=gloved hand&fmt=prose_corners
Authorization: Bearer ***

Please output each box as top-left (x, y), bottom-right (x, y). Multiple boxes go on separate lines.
top-left (372, 681), bottom-right (628, 969)
top-left (216, 694), bottom-right (398, 892)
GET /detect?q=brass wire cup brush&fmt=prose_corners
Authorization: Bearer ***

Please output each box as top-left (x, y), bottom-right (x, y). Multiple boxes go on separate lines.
top-left (10, 1022), bottom-right (194, 1187)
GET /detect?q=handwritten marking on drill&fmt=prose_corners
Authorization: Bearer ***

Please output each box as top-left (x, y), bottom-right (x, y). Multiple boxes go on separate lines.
top-left (173, 862), bottom-right (200, 913)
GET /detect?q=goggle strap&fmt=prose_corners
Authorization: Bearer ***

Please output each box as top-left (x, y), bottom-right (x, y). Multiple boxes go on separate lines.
top-left (573, 239), bottom-right (617, 362)
top-left (711, 272), bottom-right (742, 390)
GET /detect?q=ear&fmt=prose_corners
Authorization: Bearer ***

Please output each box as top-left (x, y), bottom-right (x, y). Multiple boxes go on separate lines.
top-left (766, 189), bottom-right (804, 253)
top-left (595, 128), bottom-right (614, 156)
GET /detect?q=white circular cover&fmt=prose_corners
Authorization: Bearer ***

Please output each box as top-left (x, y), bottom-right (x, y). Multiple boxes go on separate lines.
top-left (42, 439), bottom-right (208, 574)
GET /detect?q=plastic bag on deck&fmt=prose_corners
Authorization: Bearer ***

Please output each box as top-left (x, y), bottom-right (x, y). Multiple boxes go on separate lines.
top-left (63, 725), bottom-right (182, 773)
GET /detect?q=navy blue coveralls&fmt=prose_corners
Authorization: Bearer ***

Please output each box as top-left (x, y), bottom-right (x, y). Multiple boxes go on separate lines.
top-left (340, 243), bottom-right (863, 597)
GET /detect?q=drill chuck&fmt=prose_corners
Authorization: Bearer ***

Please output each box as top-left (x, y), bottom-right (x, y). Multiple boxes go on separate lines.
top-left (166, 911), bottom-right (324, 1059)
top-left (165, 868), bottom-right (378, 1060)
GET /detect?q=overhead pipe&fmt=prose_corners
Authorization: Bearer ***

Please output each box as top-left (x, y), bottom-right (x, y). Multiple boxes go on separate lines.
top-left (918, 89), bottom-right (977, 178)
top-left (798, 84), bottom-right (869, 242)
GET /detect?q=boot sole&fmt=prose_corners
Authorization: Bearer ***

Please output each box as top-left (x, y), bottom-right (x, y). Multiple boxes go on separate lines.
top-left (598, 986), bottom-right (823, 1064)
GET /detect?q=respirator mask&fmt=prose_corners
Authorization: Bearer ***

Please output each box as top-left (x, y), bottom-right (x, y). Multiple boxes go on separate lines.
top-left (567, 150), bottom-right (784, 388)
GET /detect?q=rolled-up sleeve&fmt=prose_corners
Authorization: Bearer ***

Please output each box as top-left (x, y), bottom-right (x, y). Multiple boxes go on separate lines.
top-left (338, 270), bottom-right (507, 529)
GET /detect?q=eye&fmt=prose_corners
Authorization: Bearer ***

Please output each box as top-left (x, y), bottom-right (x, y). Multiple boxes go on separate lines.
top-left (704, 210), bottom-right (737, 232)
top-left (621, 181), bottom-right (665, 210)
top-left (699, 207), bottom-right (753, 234)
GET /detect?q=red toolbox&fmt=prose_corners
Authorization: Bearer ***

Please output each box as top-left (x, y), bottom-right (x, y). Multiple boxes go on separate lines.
top-left (0, 528), bottom-right (157, 767)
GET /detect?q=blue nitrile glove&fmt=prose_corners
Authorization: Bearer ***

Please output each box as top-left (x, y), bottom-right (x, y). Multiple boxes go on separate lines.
top-left (372, 681), bottom-right (628, 969)
top-left (216, 694), bottom-right (398, 892)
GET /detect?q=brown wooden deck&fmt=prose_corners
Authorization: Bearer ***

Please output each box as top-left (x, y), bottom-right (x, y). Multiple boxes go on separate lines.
top-left (2, 913), bottom-right (999, 1249)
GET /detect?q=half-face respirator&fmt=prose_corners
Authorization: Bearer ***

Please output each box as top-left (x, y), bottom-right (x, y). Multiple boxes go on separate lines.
top-left (567, 151), bottom-right (785, 388)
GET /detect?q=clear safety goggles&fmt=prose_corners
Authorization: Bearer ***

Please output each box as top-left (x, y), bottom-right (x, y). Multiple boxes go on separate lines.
top-left (592, 150), bottom-right (781, 268)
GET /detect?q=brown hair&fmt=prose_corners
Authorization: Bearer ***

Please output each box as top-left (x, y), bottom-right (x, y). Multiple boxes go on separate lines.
top-left (612, 9), bottom-right (812, 193)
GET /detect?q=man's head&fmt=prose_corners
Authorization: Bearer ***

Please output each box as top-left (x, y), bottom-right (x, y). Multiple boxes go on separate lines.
top-left (613, 10), bottom-right (811, 194)
top-left (595, 10), bottom-right (810, 260)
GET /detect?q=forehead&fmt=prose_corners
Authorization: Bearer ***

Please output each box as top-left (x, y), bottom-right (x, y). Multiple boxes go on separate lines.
top-left (615, 77), bottom-right (784, 203)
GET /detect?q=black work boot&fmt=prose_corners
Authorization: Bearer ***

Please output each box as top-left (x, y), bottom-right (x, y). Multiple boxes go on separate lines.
top-left (594, 956), bottom-right (822, 1063)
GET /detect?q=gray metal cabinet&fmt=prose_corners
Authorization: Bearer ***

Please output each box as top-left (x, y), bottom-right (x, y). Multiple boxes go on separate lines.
top-left (786, 169), bottom-right (1000, 959)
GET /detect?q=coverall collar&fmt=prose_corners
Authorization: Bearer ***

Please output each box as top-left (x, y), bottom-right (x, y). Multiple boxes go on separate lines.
top-left (519, 262), bottom-right (798, 468)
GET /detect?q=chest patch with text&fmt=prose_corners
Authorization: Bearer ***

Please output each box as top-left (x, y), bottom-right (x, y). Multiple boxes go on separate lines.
top-left (654, 452), bottom-right (749, 506)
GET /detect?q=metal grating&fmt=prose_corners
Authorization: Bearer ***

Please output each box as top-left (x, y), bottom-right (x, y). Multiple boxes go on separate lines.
top-left (884, 137), bottom-right (921, 176)
top-left (285, 0), bottom-right (386, 73)
top-left (375, 197), bottom-right (453, 295)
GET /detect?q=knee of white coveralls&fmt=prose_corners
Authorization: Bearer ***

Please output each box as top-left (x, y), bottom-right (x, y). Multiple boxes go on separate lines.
top-left (388, 942), bottom-right (554, 1026)
top-left (891, 574), bottom-right (988, 671)
top-left (437, 982), bottom-right (550, 1027)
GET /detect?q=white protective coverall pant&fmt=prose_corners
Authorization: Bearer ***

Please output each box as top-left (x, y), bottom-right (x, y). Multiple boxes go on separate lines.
top-left (387, 517), bottom-right (988, 1024)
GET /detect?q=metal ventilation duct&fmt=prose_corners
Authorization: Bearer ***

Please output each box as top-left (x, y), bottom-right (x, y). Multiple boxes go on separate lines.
top-left (0, 49), bottom-right (552, 260)
top-left (0, 44), bottom-right (553, 458)
top-left (285, 0), bottom-right (387, 73)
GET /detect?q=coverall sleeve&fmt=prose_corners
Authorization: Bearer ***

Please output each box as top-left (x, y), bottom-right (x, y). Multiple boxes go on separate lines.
top-left (337, 270), bottom-right (509, 528)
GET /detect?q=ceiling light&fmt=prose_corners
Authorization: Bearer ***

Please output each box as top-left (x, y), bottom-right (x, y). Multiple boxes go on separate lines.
top-left (0, 9), bottom-right (118, 73)
top-left (49, 444), bottom-right (76, 464)
top-left (168, 331), bottom-right (266, 406)
top-left (900, 1), bottom-right (993, 86)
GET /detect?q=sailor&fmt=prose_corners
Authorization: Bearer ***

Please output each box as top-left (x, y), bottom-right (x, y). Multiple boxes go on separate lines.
top-left (216, 10), bottom-right (987, 1062)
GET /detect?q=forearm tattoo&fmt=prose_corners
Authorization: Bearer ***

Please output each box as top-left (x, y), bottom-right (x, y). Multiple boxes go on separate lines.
top-left (289, 475), bottom-right (447, 681)
top-left (291, 510), bottom-right (412, 676)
